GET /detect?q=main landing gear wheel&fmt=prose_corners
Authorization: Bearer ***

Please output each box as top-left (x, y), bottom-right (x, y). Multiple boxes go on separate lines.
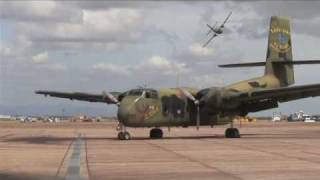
top-left (118, 131), bottom-right (131, 140)
top-left (225, 128), bottom-right (240, 138)
top-left (150, 128), bottom-right (163, 139)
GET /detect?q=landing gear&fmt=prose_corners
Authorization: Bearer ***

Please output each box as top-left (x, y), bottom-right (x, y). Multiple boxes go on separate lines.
top-left (117, 123), bottom-right (131, 140)
top-left (225, 128), bottom-right (240, 138)
top-left (118, 131), bottom-right (131, 140)
top-left (150, 128), bottom-right (163, 139)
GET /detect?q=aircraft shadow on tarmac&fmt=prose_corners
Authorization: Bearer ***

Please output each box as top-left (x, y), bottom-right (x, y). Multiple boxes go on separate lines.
top-left (2, 133), bottom-right (319, 144)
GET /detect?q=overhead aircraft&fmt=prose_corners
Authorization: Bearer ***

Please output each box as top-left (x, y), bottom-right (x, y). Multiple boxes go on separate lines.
top-left (203, 11), bottom-right (232, 47)
top-left (36, 16), bottom-right (320, 140)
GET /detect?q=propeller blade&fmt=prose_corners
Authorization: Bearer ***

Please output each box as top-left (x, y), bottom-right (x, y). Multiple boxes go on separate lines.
top-left (103, 91), bottom-right (119, 105)
top-left (178, 88), bottom-right (201, 130)
top-left (196, 104), bottom-right (200, 131)
top-left (179, 88), bottom-right (198, 104)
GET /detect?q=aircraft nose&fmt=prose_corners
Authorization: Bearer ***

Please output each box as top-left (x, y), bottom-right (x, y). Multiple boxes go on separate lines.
top-left (117, 105), bottom-right (129, 123)
top-left (117, 99), bottom-right (135, 124)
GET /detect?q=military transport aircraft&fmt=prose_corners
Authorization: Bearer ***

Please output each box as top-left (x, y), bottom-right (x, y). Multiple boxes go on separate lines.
top-left (203, 11), bottom-right (232, 47)
top-left (36, 16), bottom-right (320, 140)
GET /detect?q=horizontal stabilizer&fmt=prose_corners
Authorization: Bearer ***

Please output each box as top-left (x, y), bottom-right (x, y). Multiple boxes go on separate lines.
top-left (219, 62), bottom-right (265, 68)
top-left (219, 60), bottom-right (320, 68)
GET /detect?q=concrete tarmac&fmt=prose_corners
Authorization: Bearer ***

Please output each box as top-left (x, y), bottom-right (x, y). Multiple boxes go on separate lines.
top-left (1, 121), bottom-right (320, 180)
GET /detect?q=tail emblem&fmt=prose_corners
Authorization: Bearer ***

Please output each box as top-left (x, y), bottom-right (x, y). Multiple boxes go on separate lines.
top-left (270, 28), bottom-right (291, 53)
top-left (278, 33), bottom-right (288, 44)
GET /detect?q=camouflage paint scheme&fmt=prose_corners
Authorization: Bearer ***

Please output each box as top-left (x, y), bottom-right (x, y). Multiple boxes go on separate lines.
top-left (36, 16), bottom-right (320, 129)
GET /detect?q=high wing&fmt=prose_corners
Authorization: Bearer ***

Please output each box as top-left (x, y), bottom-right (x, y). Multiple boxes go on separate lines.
top-left (228, 83), bottom-right (320, 103)
top-left (35, 90), bottom-right (122, 104)
top-left (202, 33), bottom-right (217, 47)
top-left (220, 11), bottom-right (232, 28)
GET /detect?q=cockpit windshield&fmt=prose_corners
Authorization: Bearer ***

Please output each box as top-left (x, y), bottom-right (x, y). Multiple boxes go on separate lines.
top-left (128, 89), bottom-right (144, 96)
top-left (127, 89), bottom-right (158, 99)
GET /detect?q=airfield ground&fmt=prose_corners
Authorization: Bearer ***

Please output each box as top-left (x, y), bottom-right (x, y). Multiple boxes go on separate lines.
top-left (0, 120), bottom-right (320, 180)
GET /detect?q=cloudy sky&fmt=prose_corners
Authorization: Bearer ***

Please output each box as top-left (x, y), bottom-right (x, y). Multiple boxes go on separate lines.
top-left (1, 1), bottom-right (320, 116)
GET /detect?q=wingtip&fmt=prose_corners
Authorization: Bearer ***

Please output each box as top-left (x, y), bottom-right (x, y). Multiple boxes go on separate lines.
top-left (35, 90), bottom-right (46, 94)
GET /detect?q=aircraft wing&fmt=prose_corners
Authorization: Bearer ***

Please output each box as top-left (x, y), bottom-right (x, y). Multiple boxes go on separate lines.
top-left (203, 33), bottom-right (217, 47)
top-left (229, 83), bottom-right (320, 103)
top-left (35, 90), bottom-right (122, 104)
top-left (220, 11), bottom-right (232, 28)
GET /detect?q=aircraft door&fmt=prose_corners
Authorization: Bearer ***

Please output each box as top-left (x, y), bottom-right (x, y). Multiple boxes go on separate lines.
top-left (161, 95), bottom-right (187, 125)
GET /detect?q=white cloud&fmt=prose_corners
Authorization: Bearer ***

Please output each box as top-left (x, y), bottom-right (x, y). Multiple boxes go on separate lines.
top-left (92, 63), bottom-right (128, 74)
top-left (83, 9), bottom-right (142, 34)
top-left (91, 56), bottom-right (189, 76)
top-left (32, 52), bottom-right (49, 64)
top-left (9, 7), bottom-right (145, 53)
top-left (0, 44), bottom-right (13, 57)
top-left (190, 74), bottom-right (225, 89)
top-left (148, 56), bottom-right (170, 66)
top-left (189, 43), bottom-right (214, 57)
top-left (142, 56), bottom-right (189, 75)
top-left (0, 2), bottom-right (82, 23)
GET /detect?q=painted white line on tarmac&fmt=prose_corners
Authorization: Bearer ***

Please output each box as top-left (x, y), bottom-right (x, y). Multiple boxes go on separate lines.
top-left (66, 134), bottom-right (83, 180)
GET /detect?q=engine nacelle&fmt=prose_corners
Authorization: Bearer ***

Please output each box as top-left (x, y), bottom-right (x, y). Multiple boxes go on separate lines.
top-left (240, 99), bottom-right (278, 114)
top-left (198, 87), bottom-right (222, 112)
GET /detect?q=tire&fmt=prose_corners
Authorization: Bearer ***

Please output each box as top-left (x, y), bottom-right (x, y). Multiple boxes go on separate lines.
top-left (150, 128), bottom-right (163, 139)
top-left (225, 128), bottom-right (240, 138)
top-left (118, 132), bottom-right (124, 140)
top-left (118, 132), bottom-right (131, 140)
top-left (123, 132), bottom-right (131, 140)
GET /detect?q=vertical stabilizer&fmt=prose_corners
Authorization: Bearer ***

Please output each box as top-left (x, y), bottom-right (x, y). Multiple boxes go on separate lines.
top-left (265, 16), bottom-right (294, 86)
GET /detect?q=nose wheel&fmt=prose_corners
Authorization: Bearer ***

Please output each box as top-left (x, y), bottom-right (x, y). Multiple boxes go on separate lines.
top-left (117, 123), bottom-right (131, 140)
top-left (118, 131), bottom-right (131, 140)
top-left (150, 128), bottom-right (163, 139)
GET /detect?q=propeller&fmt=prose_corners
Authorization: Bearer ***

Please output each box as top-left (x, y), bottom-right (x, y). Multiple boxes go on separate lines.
top-left (179, 89), bottom-right (201, 130)
top-left (102, 91), bottom-right (120, 106)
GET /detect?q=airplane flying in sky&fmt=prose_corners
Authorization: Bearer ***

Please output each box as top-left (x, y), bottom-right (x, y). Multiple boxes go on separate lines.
top-left (203, 11), bottom-right (232, 47)
top-left (36, 16), bottom-right (320, 140)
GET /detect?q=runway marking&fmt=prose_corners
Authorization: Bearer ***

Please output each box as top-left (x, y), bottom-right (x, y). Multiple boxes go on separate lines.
top-left (84, 134), bottom-right (93, 180)
top-left (66, 134), bottom-right (83, 180)
top-left (55, 136), bottom-right (76, 177)
top-left (144, 140), bottom-right (243, 180)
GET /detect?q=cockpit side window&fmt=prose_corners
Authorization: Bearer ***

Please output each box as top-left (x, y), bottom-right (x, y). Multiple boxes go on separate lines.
top-left (128, 89), bottom-right (143, 96)
top-left (145, 90), bottom-right (158, 99)
top-left (127, 89), bottom-right (158, 99)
